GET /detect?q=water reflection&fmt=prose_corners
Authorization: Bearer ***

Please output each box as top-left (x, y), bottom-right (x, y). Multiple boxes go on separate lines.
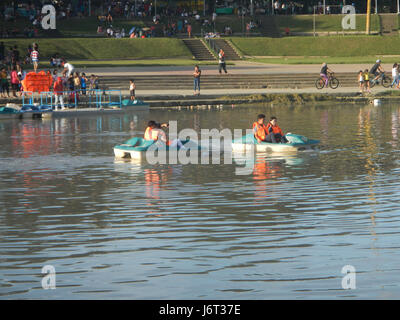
top-left (1, 103), bottom-right (400, 299)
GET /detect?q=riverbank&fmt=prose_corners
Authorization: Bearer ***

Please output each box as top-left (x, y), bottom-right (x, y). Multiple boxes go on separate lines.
top-left (2, 90), bottom-right (399, 110)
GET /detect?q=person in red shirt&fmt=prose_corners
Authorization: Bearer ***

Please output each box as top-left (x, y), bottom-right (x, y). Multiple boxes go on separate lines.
top-left (265, 116), bottom-right (288, 143)
top-left (53, 77), bottom-right (65, 110)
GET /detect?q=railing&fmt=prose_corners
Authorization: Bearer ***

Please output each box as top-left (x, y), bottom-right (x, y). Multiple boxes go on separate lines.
top-left (21, 89), bottom-right (122, 109)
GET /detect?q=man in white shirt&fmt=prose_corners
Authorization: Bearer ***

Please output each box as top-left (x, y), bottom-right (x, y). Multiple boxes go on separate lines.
top-left (62, 61), bottom-right (75, 77)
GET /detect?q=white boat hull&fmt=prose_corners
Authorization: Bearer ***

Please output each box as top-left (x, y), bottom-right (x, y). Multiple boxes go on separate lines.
top-left (232, 142), bottom-right (315, 153)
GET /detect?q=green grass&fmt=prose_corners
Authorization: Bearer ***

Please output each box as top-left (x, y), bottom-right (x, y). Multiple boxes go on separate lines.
top-left (35, 59), bottom-right (223, 68)
top-left (0, 38), bottom-right (191, 60)
top-left (248, 56), bottom-right (400, 65)
top-left (230, 36), bottom-right (400, 57)
top-left (275, 14), bottom-right (380, 33)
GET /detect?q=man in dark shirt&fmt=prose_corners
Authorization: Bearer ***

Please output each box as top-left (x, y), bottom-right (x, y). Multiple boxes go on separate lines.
top-left (370, 59), bottom-right (384, 82)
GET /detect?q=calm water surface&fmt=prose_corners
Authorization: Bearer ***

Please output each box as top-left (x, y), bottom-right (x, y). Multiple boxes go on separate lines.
top-left (1, 103), bottom-right (400, 299)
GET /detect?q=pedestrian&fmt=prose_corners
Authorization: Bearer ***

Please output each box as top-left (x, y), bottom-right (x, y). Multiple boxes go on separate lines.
top-left (81, 73), bottom-right (87, 95)
top-left (391, 63), bottom-right (399, 89)
top-left (0, 68), bottom-right (10, 98)
top-left (10, 67), bottom-right (20, 97)
top-left (193, 65), bottom-right (201, 96)
top-left (218, 49), bottom-right (227, 74)
top-left (53, 77), bottom-right (65, 110)
top-left (363, 69), bottom-right (371, 93)
top-left (73, 72), bottom-right (81, 93)
top-left (358, 70), bottom-right (364, 93)
top-left (62, 60), bottom-right (75, 77)
top-left (187, 23), bottom-right (192, 38)
top-left (31, 43), bottom-right (39, 72)
top-left (129, 79), bottom-right (136, 100)
top-left (52, 69), bottom-right (58, 82)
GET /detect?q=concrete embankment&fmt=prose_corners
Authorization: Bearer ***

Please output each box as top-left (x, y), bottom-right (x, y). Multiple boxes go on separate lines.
top-left (2, 90), bottom-right (399, 110)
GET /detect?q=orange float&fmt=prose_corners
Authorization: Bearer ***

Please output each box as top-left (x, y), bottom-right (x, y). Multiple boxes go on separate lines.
top-left (21, 71), bottom-right (53, 93)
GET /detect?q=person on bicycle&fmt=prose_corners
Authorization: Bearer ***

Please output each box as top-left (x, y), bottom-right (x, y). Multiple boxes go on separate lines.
top-left (320, 63), bottom-right (334, 87)
top-left (370, 59), bottom-right (384, 83)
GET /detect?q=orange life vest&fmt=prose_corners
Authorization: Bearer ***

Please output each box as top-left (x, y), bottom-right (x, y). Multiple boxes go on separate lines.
top-left (266, 123), bottom-right (284, 136)
top-left (144, 127), bottom-right (158, 141)
top-left (252, 122), bottom-right (267, 141)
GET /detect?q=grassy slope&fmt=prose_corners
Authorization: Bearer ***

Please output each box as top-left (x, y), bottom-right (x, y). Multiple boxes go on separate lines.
top-left (231, 36), bottom-right (400, 57)
top-left (275, 14), bottom-right (380, 33)
top-left (0, 38), bottom-right (191, 60)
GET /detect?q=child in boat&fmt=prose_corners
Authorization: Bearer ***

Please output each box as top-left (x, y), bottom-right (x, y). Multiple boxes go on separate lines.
top-left (252, 114), bottom-right (268, 143)
top-left (265, 116), bottom-right (288, 143)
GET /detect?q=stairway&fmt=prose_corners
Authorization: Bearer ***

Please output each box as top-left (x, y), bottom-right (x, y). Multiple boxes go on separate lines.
top-left (182, 39), bottom-right (216, 61)
top-left (98, 73), bottom-right (360, 91)
top-left (257, 16), bottom-right (281, 38)
top-left (212, 39), bottom-right (242, 60)
top-left (379, 13), bottom-right (398, 36)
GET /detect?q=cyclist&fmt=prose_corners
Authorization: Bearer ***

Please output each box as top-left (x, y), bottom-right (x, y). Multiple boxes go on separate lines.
top-left (370, 59), bottom-right (384, 83)
top-left (320, 62), bottom-right (334, 88)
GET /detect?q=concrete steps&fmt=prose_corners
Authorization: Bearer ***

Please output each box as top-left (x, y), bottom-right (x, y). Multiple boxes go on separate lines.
top-left (98, 73), bottom-right (363, 90)
top-left (211, 39), bottom-right (242, 60)
top-left (182, 39), bottom-right (216, 61)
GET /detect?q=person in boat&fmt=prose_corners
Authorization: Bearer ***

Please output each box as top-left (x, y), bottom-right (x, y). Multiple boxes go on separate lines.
top-left (144, 121), bottom-right (185, 149)
top-left (265, 116), bottom-right (288, 143)
top-left (144, 120), bottom-right (164, 141)
top-left (252, 114), bottom-right (268, 143)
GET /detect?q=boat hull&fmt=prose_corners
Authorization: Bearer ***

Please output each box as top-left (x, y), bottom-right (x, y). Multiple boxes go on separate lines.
top-left (114, 137), bottom-right (200, 161)
top-left (232, 133), bottom-right (319, 154)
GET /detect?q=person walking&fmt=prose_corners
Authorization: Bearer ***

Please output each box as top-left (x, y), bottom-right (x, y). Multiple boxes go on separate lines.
top-left (53, 77), bottom-right (65, 110)
top-left (218, 49), bottom-right (227, 74)
top-left (193, 65), bottom-right (201, 96)
top-left (10, 67), bottom-right (20, 97)
top-left (391, 63), bottom-right (399, 89)
top-left (0, 68), bottom-right (10, 98)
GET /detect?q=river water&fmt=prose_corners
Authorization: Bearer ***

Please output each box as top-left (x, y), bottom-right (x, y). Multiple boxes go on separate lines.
top-left (1, 103), bottom-right (400, 299)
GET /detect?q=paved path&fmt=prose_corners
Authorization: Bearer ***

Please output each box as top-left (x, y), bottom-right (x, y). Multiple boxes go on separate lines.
top-left (81, 61), bottom-right (394, 76)
top-left (116, 87), bottom-right (388, 98)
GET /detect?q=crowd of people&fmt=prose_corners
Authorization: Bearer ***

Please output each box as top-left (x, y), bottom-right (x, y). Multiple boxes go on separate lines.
top-left (0, 41), bottom-right (102, 107)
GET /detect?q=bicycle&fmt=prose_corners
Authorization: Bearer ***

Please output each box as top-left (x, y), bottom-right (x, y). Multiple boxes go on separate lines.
top-left (369, 72), bottom-right (391, 88)
top-left (315, 73), bottom-right (340, 89)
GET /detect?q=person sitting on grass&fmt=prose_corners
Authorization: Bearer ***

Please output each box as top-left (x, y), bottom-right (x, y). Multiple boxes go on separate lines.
top-left (265, 116), bottom-right (288, 144)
